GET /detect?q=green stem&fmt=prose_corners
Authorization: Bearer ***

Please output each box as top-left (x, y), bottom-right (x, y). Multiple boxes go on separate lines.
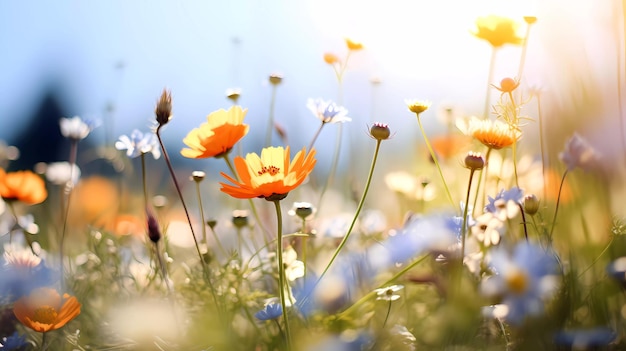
top-left (339, 254), bottom-right (429, 318)
top-left (318, 140), bottom-right (382, 283)
top-left (40, 332), bottom-right (47, 351)
top-left (472, 148), bottom-right (493, 216)
top-left (381, 300), bottom-right (392, 329)
top-left (141, 153), bottom-right (148, 210)
top-left (507, 91), bottom-right (520, 188)
top-left (536, 95), bottom-right (547, 204)
top-left (318, 122), bottom-right (343, 207)
top-left (307, 121), bottom-right (326, 151)
top-left (416, 115), bottom-right (456, 210)
top-left (518, 203), bottom-right (529, 241)
top-left (549, 170), bottom-right (569, 238)
top-left (272, 200), bottom-right (292, 350)
top-left (266, 85), bottom-right (278, 147)
top-left (155, 126), bottom-right (208, 277)
top-left (483, 47), bottom-right (497, 118)
top-left (461, 169), bottom-right (476, 268)
top-left (301, 218), bottom-right (308, 280)
top-left (59, 139), bottom-right (78, 290)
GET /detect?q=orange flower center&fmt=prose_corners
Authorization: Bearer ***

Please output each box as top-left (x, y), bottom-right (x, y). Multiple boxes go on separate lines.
top-left (258, 166), bottom-right (280, 176)
top-left (33, 305), bottom-right (58, 324)
top-left (506, 269), bottom-right (529, 294)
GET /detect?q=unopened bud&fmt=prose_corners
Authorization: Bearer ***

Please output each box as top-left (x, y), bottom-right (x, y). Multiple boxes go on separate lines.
top-left (155, 89), bottom-right (172, 126)
top-left (464, 151), bottom-right (485, 170)
top-left (370, 123), bottom-right (391, 141)
top-left (232, 210), bottom-right (249, 229)
top-left (191, 171), bottom-right (206, 182)
top-left (523, 194), bottom-right (540, 215)
top-left (269, 74), bottom-right (283, 86)
top-left (146, 210), bottom-right (162, 243)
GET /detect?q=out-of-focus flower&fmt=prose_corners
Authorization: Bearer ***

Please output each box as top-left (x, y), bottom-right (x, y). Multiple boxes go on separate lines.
top-left (1, 246), bottom-right (55, 301)
top-left (69, 176), bottom-right (119, 228)
top-left (481, 242), bottom-right (560, 325)
top-left (41, 162), bottom-right (81, 187)
top-left (406, 100), bottom-right (431, 115)
top-left (559, 133), bottom-right (601, 172)
top-left (359, 209), bottom-right (387, 235)
top-left (345, 38), bottom-right (364, 51)
top-left (288, 202), bottom-right (316, 220)
top-left (225, 88), bottom-right (241, 104)
top-left (307, 99), bottom-right (351, 124)
top-left (431, 134), bottom-right (471, 161)
top-left (254, 299), bottom-right (283, 321)
top-left (115, 129), bottom-right (161, 159)
top-left (0, 331), bottom-right (28, 350)
top-left (146, 210), bottom-right (161, 243)
top-left (607, 257), bottom-right (626, 288)
top-left (0, 170), bottom-right (47, 205)
top-left (472, 15), bottom-right (523, 47)
top-left (155, 89), bottom-right (172, 126)
top-left (375, 285), bottom-right (404, 301)
top-left (389, 325), bottom-right (417, 351)
top-left (283, 246), bottom-right (304, 281)
top-left (220, 146), bottom-right (316, 200)
top-left (323, 53), bottom-right (340, 65)
top-left (231, 209), bottom-right (249, 229)
top-left (461, 117), bottom-right (520, 150)
top-left (495, 77), bottom-right (520, 93)
top-left (554, 328), bottom-right (616, 349)
top-left (269, 73), bottom-right (283, 85)
top-left (385, 171), bottom-right (419, 197)
top-left (59, 116), bottom-right (99, 140)
top-left (485, 187), bottom-right (523, 220)
top-left (523, 194), bottom-right (540, 216)
top-left (13, 287), bottom-right (81, 332)
top-left (181, 106), bottom-right (249, 159)
top-left (471, 212), bottom-right (505, 246)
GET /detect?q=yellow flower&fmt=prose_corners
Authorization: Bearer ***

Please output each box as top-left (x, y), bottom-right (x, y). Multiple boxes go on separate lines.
top-left (181, 106), bottom-right (249, 159)
top-left (466, 117), bottom-right (520, 150)
top-left (13, 287), bottom-right (81, 333)
top-left (345, 38), bottom-right (363, 51)
top-left (472, 15), bottom-right (523, 47)
top-left (406, 100), bottom-right (431, 115)
top-left (0, 169), bottom-right (47, 205)
top-left (220, 146), bottom-right (316, 200)
top-left (323, 53), bottom-right (340, 65)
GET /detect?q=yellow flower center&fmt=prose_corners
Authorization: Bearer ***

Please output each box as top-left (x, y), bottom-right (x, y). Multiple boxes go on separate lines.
top-left (33, 305), bottom-right (58, 324)
top-left (506, 269), bottom-right (528, 294)
top-left (258, 166), bottom-right (280, 176)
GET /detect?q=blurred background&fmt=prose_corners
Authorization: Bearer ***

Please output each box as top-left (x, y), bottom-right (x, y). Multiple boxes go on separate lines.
top-left (0, 0), bottom-right (623, 188)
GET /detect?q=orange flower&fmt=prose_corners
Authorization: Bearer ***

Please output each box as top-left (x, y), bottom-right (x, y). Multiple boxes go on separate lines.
top-left (13, 287), bottom-right (81, 333)
top-left (466, 117), bottom-right (520, 150)
top-left (324, 53), bottom-right (340, 65)
top-left (181, 106), bottom-right (249, 159)
top-left (0, 169), bottom-right (47, 205)
top-left (220, 146), bottom-right (316, 200)
top-left (430, 134), bottom-right (471, 160)
top-left (345, 38), bottom-right (364, 51)
top-left (472, 15), bottom-right (523, 47)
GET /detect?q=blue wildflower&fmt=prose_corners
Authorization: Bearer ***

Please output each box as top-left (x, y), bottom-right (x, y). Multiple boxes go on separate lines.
top-left (554, 327), bottom-right (616, 349)
top-left (485, 187), bottom-right (523, 213)
top-left (115, 129), bottom-right (161, 159)
top-left (0, 249), bottom-right (57, 303)
top-left (559, 133), bottom-right (601, 172)
top-left (254, 300), bottom-right (282, 321)
top-left (481, 242), bottom-right (560, 325)
top-left (0, 332), bottom-right (28, 350)
top-left (307, 99), bottom-right (351, 124)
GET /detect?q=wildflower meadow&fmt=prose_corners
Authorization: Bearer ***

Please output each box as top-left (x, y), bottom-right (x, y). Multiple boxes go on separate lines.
top-left (1, 7), bottom-right (626, 351)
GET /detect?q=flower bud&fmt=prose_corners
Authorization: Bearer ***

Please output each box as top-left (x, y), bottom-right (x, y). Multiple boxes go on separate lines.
top-left (524, 16), bottom-right (537, 24)
top-left (464, 151), bottom-right (485, 170)
top-left (191, 171), bottom-right (206, 182)
top-left (498, 77), bottom-right (519, 93)
top-left (225, 88), bottom-right (241, 104)
top-left (146, 210), bottom-right (161, 243)
top-left (269, 74), bottom-right (283, 86)
top-left (406, 100), bottom-right (431, 115)
top-left (523, 194), bottom-right (540, 215)
top-left (345, 38), bottom-right (364, 51)
top-left (155, 89), bottom-right (172, 126)
top-left (232, 210), bottom-right (249, 229)
top-left (370, 123), bottom-right (391, 141)
top-left (324, 53), bottom-right (339, 65)
top-left (293, 202), bottom-right (315, 220)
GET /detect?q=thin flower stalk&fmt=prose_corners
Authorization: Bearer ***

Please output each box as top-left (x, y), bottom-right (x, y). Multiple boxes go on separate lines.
top-left (549, 170), bottom-right (569, 238)
top-left (316, 138), bottom-right (383, 288)
top-left (194, 178), bottom-right (227, 257)
top-left (518, 203), bottom-right (529, 241)
top-left (272, 200), bottom-right (292, 350)
top-left (141, 153), bottom-right (148, 210)
top-left (460, 169), bottom-right (477, 266)
top-left (536, 94), bottom-right (547, 204)
top-left (472, 147), bottom-right (493, 216)
top-left (339, 254), bottom-right (429, 319)
top-left (59, 138), bottom-right (78, 289)
top-left (155, 125), bottom-right (208, 278)
top-left (266, 84), bottom-right (279, 147)
top-left (415, 115), bottom-right (456, 209)
top-left (483, 47), bottom-right (497, 118)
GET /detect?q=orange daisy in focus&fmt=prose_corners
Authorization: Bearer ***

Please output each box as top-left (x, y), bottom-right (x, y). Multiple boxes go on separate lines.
top-left (181, 106), bottom-right (249, 159)
top-left (472, 15), bottom-right (523, 47)
top-left (0, 169), bottom-right (47, 205)
top-left (466, 117), bottom-right (520, 150)
top-left (13, 287), bottom-right (81, 333)
top-left (220, 146), bottom-right (316, 201)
